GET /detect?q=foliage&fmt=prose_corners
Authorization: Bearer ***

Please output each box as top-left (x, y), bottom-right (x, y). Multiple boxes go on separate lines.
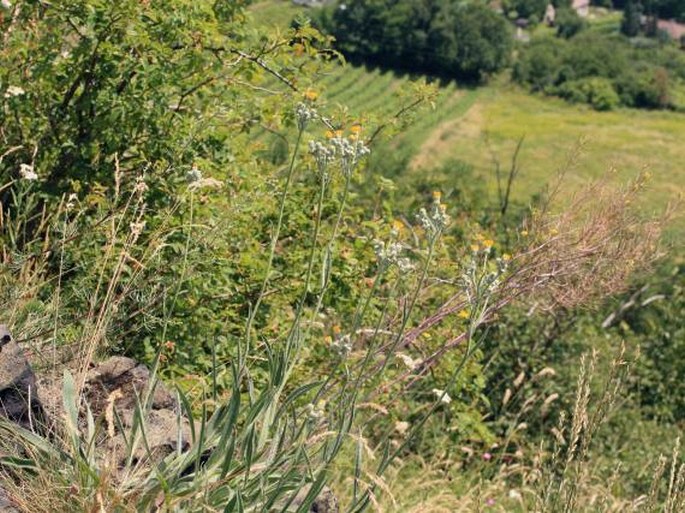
top-left (316, 0), bottom-right (513, 81)
top-left (556, 7), bottom-right (587, 39)
top-left (621, 0), bottom-right (643, 37)
top-left (0, 0), bottom-right (683, 511)
top-left (514, 31), bottom-right (685, 110)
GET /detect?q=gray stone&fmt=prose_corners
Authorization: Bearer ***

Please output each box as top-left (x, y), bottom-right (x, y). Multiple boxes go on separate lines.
top-left (84, 356), bottom-right (176, 413)
top-left (0, 330), bottom-right (45, 431)
top-left (286, 484), bottom-right (339, 513)
top-left (0, 486), bottom-right (19, 513)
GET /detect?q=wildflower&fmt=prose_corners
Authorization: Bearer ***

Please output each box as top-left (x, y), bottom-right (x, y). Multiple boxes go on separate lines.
top-left (309, 140), bottom-right (336, 178)
top-left (186, 164), bottom-right (202, 184)
top-left (549, 227), bottom-right (559, 236)
top-left (325, 130), bottom-right (334, 139)
top-left (295, 102), bottom-right (317, 131)
top-left (396, 257), bottom-right (414, 272)
top-left (19, 163), bottom-right (37, 181)
top-left (349, 123), bottom-right (362, 135)
top-left (502, 253), bottom-right (511, 261)
top-left (432, 388), bottom-right (452, 405)
top-left (485, 498), bottom-right (496, 507)
top-left (129, 221), bottom-right (146, 237)
top-left (397, 353), bottom-right (419, 371)
top-left (134, 175), bottom-right (149, 195)
top-left (470, 244), bottom-right (480, 253)
top-left (394, 421), bottom-right (410, 435)
top-left (164, 340), bottom-right (175, 351)
top-left (331, 334), bottom-right (353, 357)
top-left (483, 239), bottom-right (494, 249)
top-left (482, 452), bottom-right (492, 461)
top-left (66, 193), bottom-right (78, 210)
top-left (4, 85), bottom-right (24, 98)
top-left (305, 403), bottom-right (325, 421)
top-left (458, 309), bottom-right (470, 319)
top-left (329, 132), bottom-right (370, 177)
top-left (303, 89), bottom-right (318, 102)
top-left (508, 489), bottom-right (522, 501)
top-left (391, 219), bottom-right (404, 235)
top-left (520, 230), bottom-right (528, 237)
top-left (432, 190), bottom-right (442, 202)
top-left (416, 194), bottom-right (450, 240)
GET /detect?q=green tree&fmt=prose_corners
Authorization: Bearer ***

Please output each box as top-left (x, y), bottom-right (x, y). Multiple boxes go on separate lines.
top-left (556, 7), bottom-right (587, 38)
top-left (621, 0), bottom-right (643, 37)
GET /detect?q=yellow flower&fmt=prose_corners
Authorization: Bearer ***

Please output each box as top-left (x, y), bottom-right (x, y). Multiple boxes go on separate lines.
top-left (520, 230), bottom-right (529, 237)
top-left (458, 309), bottom-right (470, 319)
top-left (332, 325), bottom-right (341, 335)
top-left (303, 89), bottom-right (318, 101)
top-left (470, 244), bottom-right (480, 252)
top-left (502, 253), bottom-right (512, 261)
top-left (483, 239), bottom-right (494, 249)
top-left (350, 123), bottom-right (362, 134)
top-left (334, 129), bottom-right (343, 138)
top-left (324, 335), bottom-right (333, 344)
top-left (325, 130), bottom-right (334, 139)
top-left (549, 228), bottom-right (559, 236)
top-left (475, 233), bottom-right (485, 241)
top-left (432, 191), bottom-right (442, 201)
top-left (392, 219), bottom-right (405, 233)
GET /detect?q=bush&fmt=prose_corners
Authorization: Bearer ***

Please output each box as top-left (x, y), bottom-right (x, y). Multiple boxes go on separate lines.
top-left (555, 7), bottom-right (587, 39)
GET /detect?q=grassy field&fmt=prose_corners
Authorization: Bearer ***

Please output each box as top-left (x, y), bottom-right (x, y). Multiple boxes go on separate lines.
top-left (409, 84), bottom-right (685, 217)
top-left (250, 1), bottom-right (684, 237)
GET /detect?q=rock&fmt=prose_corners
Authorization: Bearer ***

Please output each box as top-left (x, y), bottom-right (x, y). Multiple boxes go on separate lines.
top-left (80, 356), bottom-right (191, 468)
top-left (287, 484), bottom-right (339, 513)
top-left (0, 325), bottom-right (11, 352)
top-left (0, 325), bottom-right (45, 431)
top-left (84, 356), bottom-right (176, 413)
top-left (0, 486), bottom-right (19, 513)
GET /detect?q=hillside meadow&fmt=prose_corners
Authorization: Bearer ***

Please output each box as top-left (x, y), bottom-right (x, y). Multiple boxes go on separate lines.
top-left (250, 1), bottom-right (684, 237)
top-left (1, 1), bottom-right (684, 512)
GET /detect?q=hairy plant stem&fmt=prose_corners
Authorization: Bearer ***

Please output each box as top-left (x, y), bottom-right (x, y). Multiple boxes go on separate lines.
top-left (242, 126), bottom-right (304, 369)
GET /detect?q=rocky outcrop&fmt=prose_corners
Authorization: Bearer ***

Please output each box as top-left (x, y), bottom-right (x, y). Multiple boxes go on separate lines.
top-left (0, 327), bottom-right (338, 512)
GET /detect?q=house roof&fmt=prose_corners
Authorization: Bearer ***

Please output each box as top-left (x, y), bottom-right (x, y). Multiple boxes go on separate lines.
top-left (657, 19), bottom-right (685, 40)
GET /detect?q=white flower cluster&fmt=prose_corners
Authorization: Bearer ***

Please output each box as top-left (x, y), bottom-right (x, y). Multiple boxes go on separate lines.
top-left (331, 334), bottom-right (353, 358)
top-left (295, 102), bottom-right (317, 131)
top-left (329, 134), bottom-right (370, 177)
top-left (4, 85), bottom-right (24, 98)
top-left (397, 352), bottom-right (420, 371)
top-left (416, 195), bottom-right (450, 240)
top-left (309, 140), bottom-right (336, 180)
top-left (305, 402), bottom-right (325, 421)
top-left (460, 250), bottom-right (509, 305)
top-left (432, 388), bottom-right (452, 405)
top-left (308, 134), bottom-right (370, 180)
top-left (373, 239), bottom-right (413, 272)
top-left (186, 165), bottom-right (202, 184)
top-left (19, 163), bottom-right (37, 181)
top-left (66, 193), bottom-right (78, 211)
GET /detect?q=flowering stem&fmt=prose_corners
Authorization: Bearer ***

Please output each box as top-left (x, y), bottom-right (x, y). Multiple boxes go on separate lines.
top-left (373, 232), bottom-right (439, 380)
top-left (243, 126), bottom-right (304, 363)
